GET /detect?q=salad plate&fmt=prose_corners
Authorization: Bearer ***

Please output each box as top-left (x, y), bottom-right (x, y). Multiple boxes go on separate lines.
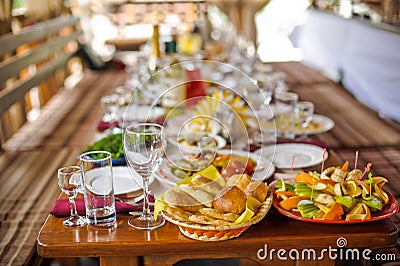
top-left (82, 133), bottom-right (125, 165)
top-left (255, 143), bottom-right (328, 169)
top-left (155, 149), bottom-right (275, 186)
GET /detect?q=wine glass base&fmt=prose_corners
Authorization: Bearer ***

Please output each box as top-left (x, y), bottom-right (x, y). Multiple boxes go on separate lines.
top-left (128, 213), bottom-right (165, 230)
top-left (63, 216), bottom-right (86, 227)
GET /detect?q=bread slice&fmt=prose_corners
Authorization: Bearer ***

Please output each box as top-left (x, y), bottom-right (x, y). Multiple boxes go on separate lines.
top-left (199, 207), bottom-right (239, 222)
top-left (164, 186), bottom-right (202, 212)
top-left (191, 175), bottom-right (223, 196)
top-left (179, 184), bottom-right (214, 207)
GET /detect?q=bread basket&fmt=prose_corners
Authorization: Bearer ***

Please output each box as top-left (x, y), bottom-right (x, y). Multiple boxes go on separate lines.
top-left (162, 191), bottom-right (273, 241)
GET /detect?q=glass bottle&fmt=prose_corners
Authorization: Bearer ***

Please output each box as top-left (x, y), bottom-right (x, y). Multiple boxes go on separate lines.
top-left (161, 31), bottom-right (186, 108)
top-left (148, 24), bottom-right (162, 73)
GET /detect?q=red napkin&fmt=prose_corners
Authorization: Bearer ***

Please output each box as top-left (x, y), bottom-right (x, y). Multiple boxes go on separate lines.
top-left (97, 120), bottom-right (119, 131)
top-left (50, 196), bottom-right (154, 216)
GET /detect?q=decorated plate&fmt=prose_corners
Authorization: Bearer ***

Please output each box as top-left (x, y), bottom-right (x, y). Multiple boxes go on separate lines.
top-left (270, 183), bottom-right (398, 224)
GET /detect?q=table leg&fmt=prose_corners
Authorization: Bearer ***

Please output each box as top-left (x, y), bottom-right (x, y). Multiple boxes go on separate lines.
top-left (99, 256), bottom-right (139, 266)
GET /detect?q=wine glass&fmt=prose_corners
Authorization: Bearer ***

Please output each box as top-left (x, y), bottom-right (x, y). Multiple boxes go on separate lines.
top-left (296, 101), bottom-right (314, 139)
top-left (124, 123), bottom-right (166, 229)
top-left (114, 84), bottom-right (135, 129)
top-left (100, 94), bottom-right (119, 134)
top-left (57, 166), bottom-right (86, 227)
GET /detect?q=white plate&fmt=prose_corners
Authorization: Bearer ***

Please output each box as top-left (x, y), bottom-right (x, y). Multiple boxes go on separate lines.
top-left (112, 166), bottom-right (154, 195)
top-left (155, 149), bottom-right (275, 186)
top-left (124, 105), bottom-right (165, 122)
top-left (168, 134), bottom-right (227, 153)
top-left (296, 114), bottom-right (335, 135)
top-left (255, 143), bottom-right (328, 169)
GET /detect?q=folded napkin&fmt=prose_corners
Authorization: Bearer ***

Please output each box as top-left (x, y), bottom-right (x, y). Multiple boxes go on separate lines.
top-left (50, 196), bottom-right (154, 216)
top-left (97, 120), bottom-right (119, 131)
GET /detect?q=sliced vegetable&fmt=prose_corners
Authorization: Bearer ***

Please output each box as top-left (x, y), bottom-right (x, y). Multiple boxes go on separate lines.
top-left (297, 200), bottom-right (320, 219)
top-left (323, 202), bottom-right (344, 220)
top-left (279, 196), bottom-right (306, 211)
top-left (346, 203), bottom-right (371, 221)
top-left (359, 195), bottom-right (383, 211)
top-left (294, 182), bottom-right (321, 198)
top-left (295, 172), bottom-right (319, 186)
top-left (335, 196), bottom-right (357, 211)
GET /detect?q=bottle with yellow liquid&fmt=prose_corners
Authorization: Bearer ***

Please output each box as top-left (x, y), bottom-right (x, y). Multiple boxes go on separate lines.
top-left (148, 24), bottom-right (162, 73)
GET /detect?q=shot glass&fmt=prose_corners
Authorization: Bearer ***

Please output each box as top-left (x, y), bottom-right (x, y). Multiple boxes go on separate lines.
top-left (80, 151), bottom-right (116, 227)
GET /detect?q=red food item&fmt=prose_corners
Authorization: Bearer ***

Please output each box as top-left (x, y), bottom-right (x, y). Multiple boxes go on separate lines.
top-left (221, 160), bottom-right (254, 178)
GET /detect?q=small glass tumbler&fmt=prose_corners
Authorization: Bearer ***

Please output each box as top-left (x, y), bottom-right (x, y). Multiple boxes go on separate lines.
top-left (80, 151), bottom-right (116, 227)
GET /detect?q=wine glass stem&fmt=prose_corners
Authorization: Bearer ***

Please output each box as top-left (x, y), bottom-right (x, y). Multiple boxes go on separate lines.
top-left (142, 175), bottom-right (151, 217)
top-left (69, 196), bottom-right (79, 217)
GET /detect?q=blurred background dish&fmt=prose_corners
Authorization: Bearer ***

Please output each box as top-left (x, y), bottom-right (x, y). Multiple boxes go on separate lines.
top-left (295, 114), bottom-right (335, 136)
top-left (256, 143), bottom-right (328, 169)
top-left (168, 133), bottom-right (227, 154)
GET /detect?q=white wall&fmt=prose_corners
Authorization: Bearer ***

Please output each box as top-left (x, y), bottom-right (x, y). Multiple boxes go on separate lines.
top-left (290, 9), bottom-right (400, 122)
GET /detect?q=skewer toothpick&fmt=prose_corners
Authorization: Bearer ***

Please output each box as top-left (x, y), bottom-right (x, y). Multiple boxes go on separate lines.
top-left (320, 148), bottom-right (327, 174)
top-left (290, 155), bottom-right (295, 178)
top-left (354, 150), bottom-right (359, 170)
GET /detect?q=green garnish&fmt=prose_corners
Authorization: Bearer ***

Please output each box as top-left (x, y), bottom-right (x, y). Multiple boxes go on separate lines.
top-left (366, 172), bottom-right (373, 196)
top-left (84, 133), bottom-right (124, 160)
top-left (311, 171), bottom-right (317, 201)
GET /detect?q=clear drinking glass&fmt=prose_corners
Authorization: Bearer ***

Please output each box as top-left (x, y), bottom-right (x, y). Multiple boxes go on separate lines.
top-left (124, 123), bottom-right (166, 229)
top-left (57, 166), bottom-right (86, 227)
top-left (253, 73), bottom-right (274, 105)
top-left (274, 92), bottom-right (299, 140)
top-left (80, 151), bottom-right (116, 227)
top-left (296, 101), bottom-right (314, 138)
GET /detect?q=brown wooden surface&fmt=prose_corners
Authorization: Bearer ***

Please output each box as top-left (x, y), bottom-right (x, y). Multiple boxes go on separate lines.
top-left (37, 200), bottom-right (397, 262)
top-left (1, 61), bottom-right (400, 265)
top-left (36, 152), bottom-right (398, 265)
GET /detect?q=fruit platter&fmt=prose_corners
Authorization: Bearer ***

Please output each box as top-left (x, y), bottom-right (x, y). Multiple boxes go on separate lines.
top-left (272, 161), bottom-right (398, 224)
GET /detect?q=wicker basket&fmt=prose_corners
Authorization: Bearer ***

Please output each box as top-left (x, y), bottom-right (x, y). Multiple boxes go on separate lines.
top-left (162, 191), bottom-right (273, 241)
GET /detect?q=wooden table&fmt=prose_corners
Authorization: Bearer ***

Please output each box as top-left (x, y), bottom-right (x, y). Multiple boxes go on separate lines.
top-left (37, 210), bottom-right (398, 266)
top-left (36, 152), bottom-right (398, 266)
top-left (2, 60), bottom-right (399, 265)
